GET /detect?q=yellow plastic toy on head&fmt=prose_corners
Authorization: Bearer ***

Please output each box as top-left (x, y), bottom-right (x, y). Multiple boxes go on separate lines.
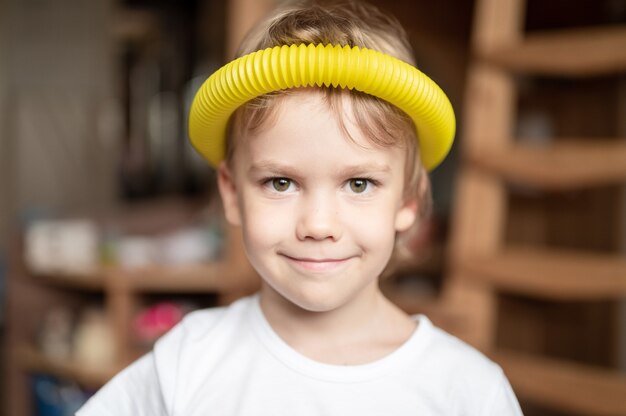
top-left (189, 43), bottom-right (455, 172)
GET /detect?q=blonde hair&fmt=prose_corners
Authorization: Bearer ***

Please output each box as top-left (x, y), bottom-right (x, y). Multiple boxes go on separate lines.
top-left (226, 0), bottom-right (433, 243)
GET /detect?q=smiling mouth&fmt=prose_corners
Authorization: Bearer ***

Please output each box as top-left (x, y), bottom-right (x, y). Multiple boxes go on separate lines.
top-left (281, 254), bottom-right (354, 273)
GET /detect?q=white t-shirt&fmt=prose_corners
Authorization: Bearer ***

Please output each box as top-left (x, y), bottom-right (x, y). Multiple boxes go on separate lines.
top-left (77, 294), bottom-right (523, 415)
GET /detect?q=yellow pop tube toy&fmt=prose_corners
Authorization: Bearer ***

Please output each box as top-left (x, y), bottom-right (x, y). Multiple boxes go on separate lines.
top-left (189, 43), bottom-right (455, 172)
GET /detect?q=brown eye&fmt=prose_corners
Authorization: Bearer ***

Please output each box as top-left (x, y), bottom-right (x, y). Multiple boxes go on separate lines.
top-left (272, 178), bottom-right (292, 192)
top-left (349, 178), bottom-right (368, 193)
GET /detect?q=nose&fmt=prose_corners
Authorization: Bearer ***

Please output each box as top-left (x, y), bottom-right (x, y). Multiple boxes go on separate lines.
top-left (295, 191), bottom-right (342, 241)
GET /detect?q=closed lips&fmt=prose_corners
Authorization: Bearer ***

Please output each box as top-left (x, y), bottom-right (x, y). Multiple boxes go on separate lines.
top-left (281, 254), bottom-right (353, 262)
top-left (280, 254), bottom-right (355, 272)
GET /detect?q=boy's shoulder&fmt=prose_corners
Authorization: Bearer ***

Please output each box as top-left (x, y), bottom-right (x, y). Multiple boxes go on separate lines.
top-left (416, 315), bottom-right (505, 385)
top-left (151, 295), bottom-right (257, 409)
top-left (414, 317), bottom-right (521, 414)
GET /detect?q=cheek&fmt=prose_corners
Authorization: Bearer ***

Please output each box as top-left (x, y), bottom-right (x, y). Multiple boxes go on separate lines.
top-left (342, 200), bottom-right (398, 246)
top-left (240, 194), bottom-right (294, 249)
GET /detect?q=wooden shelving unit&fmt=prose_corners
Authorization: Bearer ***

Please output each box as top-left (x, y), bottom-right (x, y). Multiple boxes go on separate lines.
top-left (4, 218), bottom-right (262, 415)
top-left (11, 259), bottom-right (258, 385)
top-left (441, 0), bottom-right (626, 414)
top-left (490, 349), bottom-right (626, 416)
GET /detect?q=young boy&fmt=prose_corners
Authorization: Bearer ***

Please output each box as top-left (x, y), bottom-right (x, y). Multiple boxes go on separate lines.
top-left (78, 1), bottom-right (523, 414)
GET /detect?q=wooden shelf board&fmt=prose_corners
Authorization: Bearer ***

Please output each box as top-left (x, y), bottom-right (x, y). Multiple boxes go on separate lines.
top-left (482, 25), bottom-right (626, 76)
top-left (32, 269), bottom-right (106, 291)
top-left (469, 139), bottom-right (626, 190)
top-left (493, 349), bottom-right (626, 415)
top-left (16, 345), bottom-right (118, 389)
top-left (32, 262), bottom-right (245, 294)
top-left (109, 263), bottom-right (230, 293)
top-left (460, 245), bottom-right (626, 300)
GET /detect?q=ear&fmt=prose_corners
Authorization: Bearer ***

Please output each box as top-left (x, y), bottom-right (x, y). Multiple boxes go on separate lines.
top-left (217, 162), bottom-right (242, 226)
top-left (394, 197), bottom-right (418, 232)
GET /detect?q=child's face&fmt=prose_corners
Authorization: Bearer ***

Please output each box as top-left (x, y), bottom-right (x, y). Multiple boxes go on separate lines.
top-left (218, 90), bottom-right (417, 312)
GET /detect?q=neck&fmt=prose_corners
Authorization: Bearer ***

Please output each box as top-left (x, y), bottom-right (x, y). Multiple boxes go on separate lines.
top-left (260, 282), bottom-right (382, 337)
top-left (258, 282), bottom-right (416, 364)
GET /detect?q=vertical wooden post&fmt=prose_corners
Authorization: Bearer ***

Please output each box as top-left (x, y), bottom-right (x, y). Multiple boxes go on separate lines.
top-left (106, 273), bottom-right (135, 367)
top-left (225, 0), bottom-right (276, 60)
top-left (443, 0), bottom-right (526, 351)
top-left (617, 76), bottom-right (626, 371)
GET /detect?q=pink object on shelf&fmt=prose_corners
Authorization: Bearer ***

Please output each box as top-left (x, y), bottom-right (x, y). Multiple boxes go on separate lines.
top-left (133, 302), bottom-right (184, 342)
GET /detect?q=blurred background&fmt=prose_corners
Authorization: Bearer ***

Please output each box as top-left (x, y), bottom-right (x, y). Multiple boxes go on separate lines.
top-left (1, 0), bottom-right (625, 414)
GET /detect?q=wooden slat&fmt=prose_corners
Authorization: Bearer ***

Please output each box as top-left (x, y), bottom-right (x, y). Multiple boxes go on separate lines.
top-left (469, 139), bottom-right (626, 190)
top-left (442, 0), bottom-right (524, 351)
top-left (32, 269), bottom-right (105, 291)
top-left (460, 245), bottom-right (626, 300)
top-left (31, 262), bottom-right (260, 294)
top-left (111, 263), bottom-right (227, 292)
top-left (471, 0), bottom-right (524, 53)
top-left (493, 349), bottom-right (626, 415)
top-left (121, 264), bottom-right (260, 294)
top-left (226, 0), bottom-right (274, 59)
top-left (482, 25), bottom-right (626, 77)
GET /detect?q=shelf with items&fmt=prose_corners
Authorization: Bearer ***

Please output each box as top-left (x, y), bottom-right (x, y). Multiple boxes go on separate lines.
top-left (5, 195), bottom-right (262, 416)
top-left (6, 241), bottom-right (110, 416)
top-left (31, 260), bottom-right (256, 295)
top-left (16, 344), bottom-right (119, 390)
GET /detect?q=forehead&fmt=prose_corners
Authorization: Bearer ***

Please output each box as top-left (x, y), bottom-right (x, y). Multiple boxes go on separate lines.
top-left (235, 90), bottom-right (406, 169)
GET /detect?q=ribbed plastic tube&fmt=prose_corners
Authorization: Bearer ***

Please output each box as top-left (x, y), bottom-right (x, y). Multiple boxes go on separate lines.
top-left (189, 43), bottom-right (455, 171)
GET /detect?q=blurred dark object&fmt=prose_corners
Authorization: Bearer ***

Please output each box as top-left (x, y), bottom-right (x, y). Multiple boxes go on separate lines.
top-left (114, 1), bottom-right (224, 200)
top-left (31, 375), bottom-right (91, 416)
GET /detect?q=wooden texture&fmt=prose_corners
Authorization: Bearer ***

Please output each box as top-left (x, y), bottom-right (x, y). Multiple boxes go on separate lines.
top-left (493, 349), bottom-right (626, 415)
top-left (443, 0), bottom-right (525, 350)
top-left (471, 0), bottom-right (525, 53)
top-left (31, 261), bottom-right (257, 294)
top-left (226, 0), bottom-right (275, 59)
top-left (483, 26), bottom-right (626, 77)
top-left (469, 139), bottom-right (626, 190)
top-left (449, 1), bottom-right (626, 413)
top-left (461, 246), bottom-right (626, 300)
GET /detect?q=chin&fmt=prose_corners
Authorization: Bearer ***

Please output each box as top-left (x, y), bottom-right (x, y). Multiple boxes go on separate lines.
top-left (260, 288), bottom-right (347, 313)
top-left (275, 284), bottom-right (349, 313)
top-left (291, 297), bottom-right (341, 313)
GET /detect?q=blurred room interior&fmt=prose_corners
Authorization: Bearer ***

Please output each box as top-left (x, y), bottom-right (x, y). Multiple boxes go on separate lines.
top-left (1, 0), bottom-right (625, 414)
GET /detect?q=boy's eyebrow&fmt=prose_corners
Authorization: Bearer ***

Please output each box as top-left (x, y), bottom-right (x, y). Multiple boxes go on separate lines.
top-left (248, 160), bottom-right (392, 177)
top-left (248, 161), bottom-right (301, 177)
top-left (337, 163), bottom-right (392, 176)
